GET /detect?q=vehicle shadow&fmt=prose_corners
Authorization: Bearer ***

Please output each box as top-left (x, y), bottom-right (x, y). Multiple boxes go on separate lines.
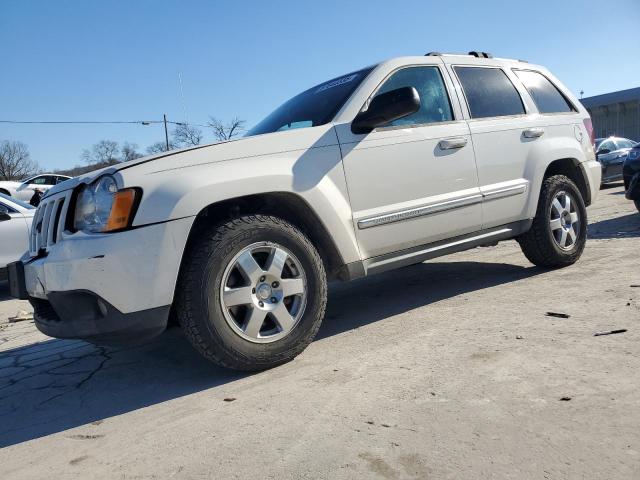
top-left (588, 213), bottom-right (640, 239)
top-left (0, 258), bottom-right (545, 448)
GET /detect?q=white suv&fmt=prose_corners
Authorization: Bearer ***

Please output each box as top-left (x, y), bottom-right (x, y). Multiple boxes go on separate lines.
top-left (8, 52), bottom-right (601, 370)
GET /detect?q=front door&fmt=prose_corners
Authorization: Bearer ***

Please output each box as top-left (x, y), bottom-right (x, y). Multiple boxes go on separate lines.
top-left (335, 65), bottom-right (482, 259)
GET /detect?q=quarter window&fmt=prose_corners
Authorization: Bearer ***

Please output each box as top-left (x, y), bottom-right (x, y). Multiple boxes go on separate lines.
top-left (513, 70), bottom-right (575, 114)
top-left (374, 66), bottom-right (453, 127)
top-left (454, 67), bottom-right (525, 119)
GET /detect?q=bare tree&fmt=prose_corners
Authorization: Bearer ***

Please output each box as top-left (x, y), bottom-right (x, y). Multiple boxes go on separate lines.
top-left (0, 140), bottom-right (39, 180)
top-left (207, 117), bottom-right (245, 141)
top-left (81, 140), bottom-right (120, 164)
top-left (172, 123), bottom-right (203, 147)
top-left (121, 142), bottom-right (143, 162)
top-left (146, 141), bottom-right (176, 154)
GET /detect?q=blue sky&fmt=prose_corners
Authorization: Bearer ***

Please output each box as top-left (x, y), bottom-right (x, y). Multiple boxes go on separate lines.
top-left (1, 0), bottom-right (639, 171)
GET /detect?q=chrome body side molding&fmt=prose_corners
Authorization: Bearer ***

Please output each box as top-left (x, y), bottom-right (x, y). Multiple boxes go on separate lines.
top-left (357, 180), bottom-right (529, 230)
top-left (357, 194), bottom-right (482, 230)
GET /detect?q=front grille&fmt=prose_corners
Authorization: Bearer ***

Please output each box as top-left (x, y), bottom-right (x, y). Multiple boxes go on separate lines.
top-left (29, 191), bottom-right (72, 256)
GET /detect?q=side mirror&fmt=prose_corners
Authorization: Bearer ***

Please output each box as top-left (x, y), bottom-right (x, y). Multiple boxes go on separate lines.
top-left (597, 148), bottom-right (611, 155)
top-left (352, 86), bottom-right (421, 134)
top-left (0, 205), bottom-right (10, 221)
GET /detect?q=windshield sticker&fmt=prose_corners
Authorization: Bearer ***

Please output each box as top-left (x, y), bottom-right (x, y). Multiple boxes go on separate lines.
top-left (315, 74), bottom-right (358, 94)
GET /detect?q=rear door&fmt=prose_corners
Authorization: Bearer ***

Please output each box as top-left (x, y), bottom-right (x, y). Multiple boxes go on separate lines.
top-left (448, 64), bottom-right (537, 229)
top-left (336, 63), bottom-right (481, 259)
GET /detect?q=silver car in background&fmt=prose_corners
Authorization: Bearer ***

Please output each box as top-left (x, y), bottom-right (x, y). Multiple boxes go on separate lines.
top-left (0, 193), bottom-right (34, 272)
top-left (595, 137), bottom-right (638, 185)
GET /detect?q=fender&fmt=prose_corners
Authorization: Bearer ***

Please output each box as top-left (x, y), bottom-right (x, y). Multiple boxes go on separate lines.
top-left (118, 125), bottom-right (362, 265)
top-left (523, 135), bottom-right (589, 219)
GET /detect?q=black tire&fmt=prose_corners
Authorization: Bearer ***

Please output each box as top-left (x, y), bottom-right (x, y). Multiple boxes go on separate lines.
top-left (635, 200), bottom-right (640, 214)
top-left (175, 215), bottom-right (327, 371)
top-left (0, 189), bottom-right (10, 196)
top-left (517, 175), bottom-right (587, 268)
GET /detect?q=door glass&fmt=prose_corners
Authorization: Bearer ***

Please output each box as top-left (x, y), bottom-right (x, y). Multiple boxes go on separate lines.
top-left (513, 69), bottom-right (575, 113)
top-left (31, 176), bottom-right (47, 185)
top-left (375, 66), bottom-right (453, 127)
top-left (599, 140), bottom-right (615, 153)
top-left (454, 67), bottom-right (525, 119)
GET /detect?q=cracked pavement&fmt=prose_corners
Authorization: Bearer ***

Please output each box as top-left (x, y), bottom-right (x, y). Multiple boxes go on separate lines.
top-left (0, 184), bottom-right (639, 479)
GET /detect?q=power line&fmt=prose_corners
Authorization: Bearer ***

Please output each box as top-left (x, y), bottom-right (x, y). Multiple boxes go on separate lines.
top-left (0, 119), bottom-right (210, 127)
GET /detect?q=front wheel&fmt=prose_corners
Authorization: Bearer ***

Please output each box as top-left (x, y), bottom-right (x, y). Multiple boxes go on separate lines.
top-left (517, 175), bottom-right (587, 268)
top-left (175, 215), bottom-right (327, 371)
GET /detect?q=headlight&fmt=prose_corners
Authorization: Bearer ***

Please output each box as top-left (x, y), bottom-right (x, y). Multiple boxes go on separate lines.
top-left (74, 175), bottom-right (139, 233)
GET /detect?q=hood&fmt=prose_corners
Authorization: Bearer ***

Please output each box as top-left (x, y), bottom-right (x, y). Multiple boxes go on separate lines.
top-left (0, 180), bottom-right (21, 188)
top-left (44, 125), bottom-right (339, 197)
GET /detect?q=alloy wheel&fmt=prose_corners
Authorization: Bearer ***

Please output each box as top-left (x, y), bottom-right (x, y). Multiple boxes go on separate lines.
top-left (219, 242), bottom-right (307, 343)
top-left (549, 191), bottom-right (580, 250)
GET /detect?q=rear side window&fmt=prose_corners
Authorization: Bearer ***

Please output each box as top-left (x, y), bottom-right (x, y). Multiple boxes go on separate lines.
top-left (513, 70), bottom-right (575, 114)
top-left (375, 66), bottom-right (453, 127)
top-left (454, 67), bottom-right (525, 119)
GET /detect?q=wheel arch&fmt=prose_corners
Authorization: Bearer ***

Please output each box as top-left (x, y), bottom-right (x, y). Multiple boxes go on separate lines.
top-left (0, 188), bottom-right (11, 196)
top-left (543, 158), bottom-right (592, 206)
top-left (182, 192), bottom-right (349, 281)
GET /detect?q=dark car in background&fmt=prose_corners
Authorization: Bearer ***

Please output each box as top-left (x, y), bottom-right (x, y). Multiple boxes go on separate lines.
top-left (595, 137), bottom-right (638, 185)
top-left (623, 144), bottom-right (640, 212)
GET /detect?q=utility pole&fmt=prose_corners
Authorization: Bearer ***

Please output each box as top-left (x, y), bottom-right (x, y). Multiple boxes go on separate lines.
top-left (163, 114), bottom-right (169, 151)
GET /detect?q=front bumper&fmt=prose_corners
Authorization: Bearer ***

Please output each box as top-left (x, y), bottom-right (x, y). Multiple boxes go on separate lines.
top-left (8, 216), bottom-right (194, 343)
top-left (623, 159), bottom-right (640, 200)
top-left (600, 159), bottom-right (625, 184)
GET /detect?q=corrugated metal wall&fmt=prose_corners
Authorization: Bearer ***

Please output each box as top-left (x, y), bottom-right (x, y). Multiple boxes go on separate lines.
top-left (586, 101), bottom-right (640, 141)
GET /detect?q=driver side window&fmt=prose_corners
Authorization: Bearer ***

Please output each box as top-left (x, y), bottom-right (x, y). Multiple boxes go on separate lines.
top-left (30, 176), bottom-right (47, 185)
top-left (599, 140), bottom-right (615, 153)
top-left (374, 66), bottom-right (453, 127)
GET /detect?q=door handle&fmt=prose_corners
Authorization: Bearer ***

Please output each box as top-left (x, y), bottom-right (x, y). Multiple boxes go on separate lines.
top-left (439, 137), bottom-right (468, 150)
top-left (523, 128), bottom-right (544, 138)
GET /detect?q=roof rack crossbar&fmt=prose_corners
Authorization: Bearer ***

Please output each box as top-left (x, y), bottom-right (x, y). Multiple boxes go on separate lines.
top-left (468, 51), bottom-right (493, 58)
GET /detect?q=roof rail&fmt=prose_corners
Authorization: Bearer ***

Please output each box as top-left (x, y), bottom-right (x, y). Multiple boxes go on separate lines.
top-left (425, 51), bottom-right (496, 58)
top-left (468, 51), bottom-right (493, 58)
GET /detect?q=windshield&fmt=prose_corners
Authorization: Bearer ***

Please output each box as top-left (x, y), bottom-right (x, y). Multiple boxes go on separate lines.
top-left (246, 67), bottom-right (374, 136)
top-left (0, 192), bottom-right (35, 210)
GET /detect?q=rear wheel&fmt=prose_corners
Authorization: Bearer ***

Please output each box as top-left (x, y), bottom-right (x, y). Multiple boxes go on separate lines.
top-left (175, 215), bottom-right (327, 371)
top-left (517, 175), bottom-right (587, 268)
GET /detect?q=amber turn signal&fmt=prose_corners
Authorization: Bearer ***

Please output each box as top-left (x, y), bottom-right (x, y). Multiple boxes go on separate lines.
top-left (105, 189), bottom-right (138, 232)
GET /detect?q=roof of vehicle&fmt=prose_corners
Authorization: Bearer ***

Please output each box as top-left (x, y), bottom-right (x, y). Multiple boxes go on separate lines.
top-left (374, 52), bottom-right (546, 73)
top-left (424, 51), bottom-right (527, 62)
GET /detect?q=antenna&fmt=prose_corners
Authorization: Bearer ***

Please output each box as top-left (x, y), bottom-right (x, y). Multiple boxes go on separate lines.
top-left (178, 72), bottom-right (188, 123)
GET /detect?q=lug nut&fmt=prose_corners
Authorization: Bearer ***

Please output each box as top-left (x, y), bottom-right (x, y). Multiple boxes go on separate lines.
top-left (272, 281), bottom-right (279, 288)
top-left (252, 288), bottom-right (256, 294)
top-left (259, 276), bottom-right (266, 282)
top-left (259, 301), bottom-right (264, 307)
top-left (271, 297), bottom-right (277, 303)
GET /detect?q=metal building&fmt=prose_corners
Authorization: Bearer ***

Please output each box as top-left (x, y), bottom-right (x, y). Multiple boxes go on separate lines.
top-left (580, 87), bottom-right (640, 141)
